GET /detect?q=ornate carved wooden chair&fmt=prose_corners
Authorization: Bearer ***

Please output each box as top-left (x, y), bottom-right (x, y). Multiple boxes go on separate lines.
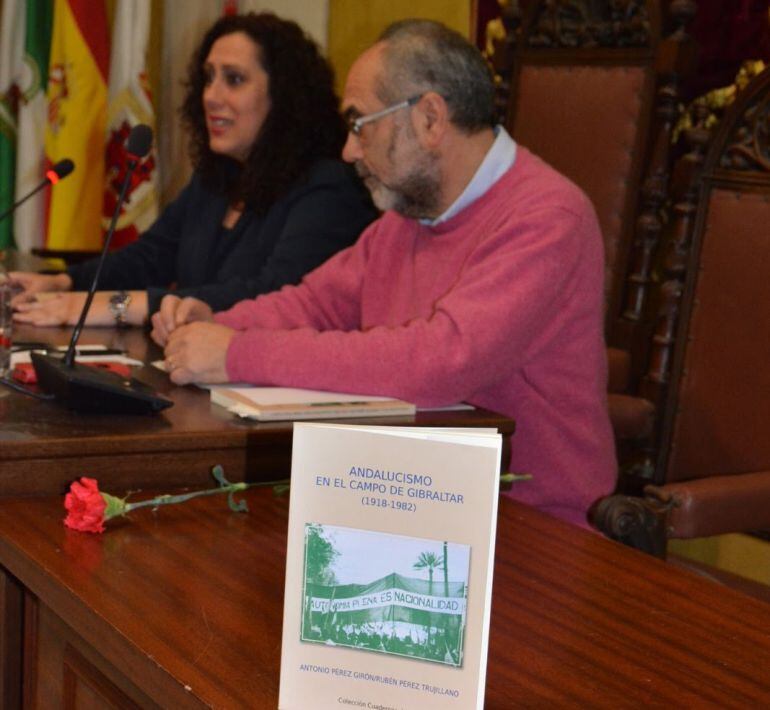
top-left (488, 0), bottom-right (698, 446)
top-left (593, 66), bottom-right (770, 557)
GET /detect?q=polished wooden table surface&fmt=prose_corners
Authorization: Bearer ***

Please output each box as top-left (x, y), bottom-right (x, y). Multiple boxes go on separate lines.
top-left (1, 490), bottom-right (769, 708)
top-left (1, 325), bottom-right (515, 495)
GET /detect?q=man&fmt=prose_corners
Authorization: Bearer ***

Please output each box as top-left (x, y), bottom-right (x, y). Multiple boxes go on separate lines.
top-left (152, 19), bottom-right (616, 526)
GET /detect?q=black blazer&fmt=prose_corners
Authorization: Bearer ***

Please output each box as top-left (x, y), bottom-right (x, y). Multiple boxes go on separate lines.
top-left (68, 159), bottom-right (376, 313)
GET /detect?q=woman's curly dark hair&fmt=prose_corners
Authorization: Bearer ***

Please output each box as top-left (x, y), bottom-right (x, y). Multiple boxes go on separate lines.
top-left (181, 12), bottom-right (347, 213)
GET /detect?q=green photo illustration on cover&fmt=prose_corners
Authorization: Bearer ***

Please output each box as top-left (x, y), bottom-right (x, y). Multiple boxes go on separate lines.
top-left (301, 523), bottom-right (470, 667)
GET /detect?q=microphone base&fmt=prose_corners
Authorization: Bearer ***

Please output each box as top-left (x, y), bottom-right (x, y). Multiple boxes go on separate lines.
top-left (31, 352), bottom-right (173, 415)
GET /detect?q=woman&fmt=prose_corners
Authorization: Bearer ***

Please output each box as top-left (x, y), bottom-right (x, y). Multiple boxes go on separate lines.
top-left (12, 12), bottom-right (374, 327)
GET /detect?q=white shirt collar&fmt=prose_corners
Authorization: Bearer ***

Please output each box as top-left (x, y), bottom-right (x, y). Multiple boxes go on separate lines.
top-left (422, 125), bottom-right (517, 226)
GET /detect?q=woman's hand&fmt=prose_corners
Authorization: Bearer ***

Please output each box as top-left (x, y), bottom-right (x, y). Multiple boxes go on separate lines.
top-left (9, 272), bottom-right (72, 307)
top-left (12, 292), bottom-right (87, 327)
top-left (151, 295), bottom-right (213, 347)
top-left (12, 290), bottom-right (148, 328)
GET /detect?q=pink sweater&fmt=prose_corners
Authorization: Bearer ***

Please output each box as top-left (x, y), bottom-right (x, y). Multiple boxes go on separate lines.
top-left (216, 148), bottom-right (616, 526)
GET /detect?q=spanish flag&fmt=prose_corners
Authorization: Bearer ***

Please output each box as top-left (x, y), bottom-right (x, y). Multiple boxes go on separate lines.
top-left (45, 0), bottom-right (109, 251)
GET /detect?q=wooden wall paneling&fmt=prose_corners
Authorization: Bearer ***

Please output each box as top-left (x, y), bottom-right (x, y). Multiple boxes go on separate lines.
top-left (33, 605), bottom-right (159, 709)
top-left (0, 568), bottom-right (23, 710)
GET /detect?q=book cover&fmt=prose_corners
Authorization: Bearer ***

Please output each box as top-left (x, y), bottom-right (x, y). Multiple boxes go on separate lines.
top-left (210, 386), bottom-right (416, 421)
top-left (279, 423), bottom-right (502, 710)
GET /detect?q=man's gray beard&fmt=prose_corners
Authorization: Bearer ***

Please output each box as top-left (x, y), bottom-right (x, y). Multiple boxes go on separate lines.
top-left (356, 129), bottom-right (442, 219)
top-left (362, 160), bottom-right (442, 219)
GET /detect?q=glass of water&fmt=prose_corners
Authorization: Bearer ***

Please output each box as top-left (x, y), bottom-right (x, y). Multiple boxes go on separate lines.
top-left (0, 275), bottom-right (11, 377)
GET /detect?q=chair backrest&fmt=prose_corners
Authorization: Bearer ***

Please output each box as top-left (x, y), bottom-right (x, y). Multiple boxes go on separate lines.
top-left (594, 68), bottom-right (770, 550)
top-left (644, 67), bottom-right (770, 485)
top-left (490, 0), bottom-right (697, 349)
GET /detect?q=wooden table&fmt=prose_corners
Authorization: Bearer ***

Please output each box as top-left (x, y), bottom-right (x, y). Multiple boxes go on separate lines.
top-left (1, 325), bottom-right (515, 496)
top-left (0, 490), bottom-right (769, 708)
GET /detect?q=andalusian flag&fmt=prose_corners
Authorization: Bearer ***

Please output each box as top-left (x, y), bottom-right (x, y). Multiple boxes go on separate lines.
top-left (45, 0), bottom-right (109, 251)
top-left (0, 0), bottom-right (25, 249)
top-left (15, 0), bottom-right (54, 253)
top-left (104, 0), bottom-right (158, 249)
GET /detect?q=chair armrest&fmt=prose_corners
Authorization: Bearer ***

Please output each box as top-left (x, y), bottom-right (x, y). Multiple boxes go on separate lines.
top-left (589, 494), bottom-right (667, 557)
top-left (644, 470), bottom-right (770, 538)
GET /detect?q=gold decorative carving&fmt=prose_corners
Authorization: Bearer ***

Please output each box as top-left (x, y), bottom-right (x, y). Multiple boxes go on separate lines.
top-left (528, 0), bottom-right (651, 49)
top-left (485, 1), bottom-right (524, 124)
top-left (720, 65), bottom-right (770, 173)
top-left (674, 60), bottom-right (766, 144)
top-left (483, 0), bottom-right (514, 59)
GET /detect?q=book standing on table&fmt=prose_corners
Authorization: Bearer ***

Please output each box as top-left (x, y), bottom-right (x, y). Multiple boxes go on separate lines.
top-left (279, 423), bottom-right (502, 710)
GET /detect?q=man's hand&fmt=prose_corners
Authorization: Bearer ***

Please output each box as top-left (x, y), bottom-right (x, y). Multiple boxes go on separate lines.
top-left (163, 322), bottom-right (234, 385)
top-left (9, 272), bottom-right (72, 307)
top-left (151, 295), bottom-right (213, 347)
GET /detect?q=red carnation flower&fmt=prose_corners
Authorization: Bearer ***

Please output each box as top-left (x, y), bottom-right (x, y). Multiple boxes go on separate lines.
top-left (61, 466), bottom-right (289, 534)
top-left (64, 477), bottom-right (108, 533)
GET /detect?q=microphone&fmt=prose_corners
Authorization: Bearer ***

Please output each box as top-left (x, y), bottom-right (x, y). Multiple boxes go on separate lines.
top-left (31, 125), bottom-right (172, 414)
top-left (47, 158), bottom-right (75, 183)
top-left (63, 124), bottom-right (152, 367)
top-left (0, 159), bottom-right (75, 223)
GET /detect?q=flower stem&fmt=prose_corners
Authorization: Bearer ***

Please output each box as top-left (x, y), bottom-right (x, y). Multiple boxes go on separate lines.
top-left (120, 479), bottom-right (291, 515)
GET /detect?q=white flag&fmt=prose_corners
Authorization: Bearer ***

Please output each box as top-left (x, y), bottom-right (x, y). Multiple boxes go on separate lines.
top-left (0, 1), bottom-right (24, 136)
top-left (0, 0), bottom-right (25, 250)
top-left (104, 0), bottom-right (158, 248)
top-left (14, 0), bottom-right (54, 253)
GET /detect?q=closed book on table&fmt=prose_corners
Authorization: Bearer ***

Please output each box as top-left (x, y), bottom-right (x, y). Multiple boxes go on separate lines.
top-left (209, 386), bottom-right (416, 421)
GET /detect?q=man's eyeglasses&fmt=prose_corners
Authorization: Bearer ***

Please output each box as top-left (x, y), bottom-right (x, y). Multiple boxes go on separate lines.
top-left (346, 94), bottom-right (423, 136)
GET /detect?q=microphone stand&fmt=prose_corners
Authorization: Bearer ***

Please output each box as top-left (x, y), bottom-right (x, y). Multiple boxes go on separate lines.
top-left (62, 157), bottom-right (137, 367)
top-left (0, 179), bottom-right (54, 224)
top-left (31, 126), bottom-right (172, 414)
